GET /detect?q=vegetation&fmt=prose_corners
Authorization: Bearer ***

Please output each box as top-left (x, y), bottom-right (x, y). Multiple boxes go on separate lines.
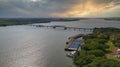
top-left (0, 18), bottom-right (80, 26)
top-left (104, 17), bottom-right (120, 21)
top-left (73, 27), bottom-right (120, 67)
top-left (85, 57), bottom-right (120, 67)
top-left (0, 20), bottom-right (32, 26)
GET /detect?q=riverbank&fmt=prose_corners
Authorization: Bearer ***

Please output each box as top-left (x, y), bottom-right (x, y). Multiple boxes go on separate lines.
top-left (73, 27), bottom-right (120, 67)
top-left (0, 21), bottom-right (33, 26)
top-left (0, 20), bottom-right (50, 26)
top-left (0, 18), bottom-right (81, 26)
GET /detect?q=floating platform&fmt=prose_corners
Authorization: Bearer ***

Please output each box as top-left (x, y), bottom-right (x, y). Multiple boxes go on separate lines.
top-left (65, 34), bottom-right (83, 51)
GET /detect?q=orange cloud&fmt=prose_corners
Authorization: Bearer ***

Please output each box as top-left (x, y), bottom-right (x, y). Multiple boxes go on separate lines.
top-left (51, 0), bottom-right (117, 17)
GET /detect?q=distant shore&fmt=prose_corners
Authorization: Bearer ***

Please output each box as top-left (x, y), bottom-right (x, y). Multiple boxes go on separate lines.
top-left (0, 18), bottom-right (120, 26)
top-left (0, 19), bottom-right (51, 26)
top-left (0, 18), bottom-right (81, 26)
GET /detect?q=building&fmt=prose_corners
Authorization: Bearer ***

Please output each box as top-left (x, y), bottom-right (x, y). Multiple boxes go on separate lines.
top-left (117, 49), bottom-right (120, 58)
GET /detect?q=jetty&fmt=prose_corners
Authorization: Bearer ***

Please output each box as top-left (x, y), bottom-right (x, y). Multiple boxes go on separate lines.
top-left (31, 25), bottom-right (93, 32)
top-left (65, 34), bottom-right (84, 51)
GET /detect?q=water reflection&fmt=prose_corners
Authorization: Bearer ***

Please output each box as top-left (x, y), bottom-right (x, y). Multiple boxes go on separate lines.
top-left (0, 19), bottom-right (120, 67)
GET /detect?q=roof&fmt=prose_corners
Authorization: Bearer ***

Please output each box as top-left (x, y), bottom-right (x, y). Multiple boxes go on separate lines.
top-left (117, 49), bottom-right (120, 51)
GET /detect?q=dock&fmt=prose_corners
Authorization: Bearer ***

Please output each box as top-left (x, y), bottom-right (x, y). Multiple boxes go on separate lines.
top-left (65, 34), bottom-right (84, 51)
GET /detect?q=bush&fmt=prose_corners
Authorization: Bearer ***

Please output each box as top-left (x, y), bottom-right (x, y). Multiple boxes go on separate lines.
top-left (74, 55), bottom-right (95, 67)
top-left (85, 57), bottom-right (120, 67)
top-left (87, 50), bottom-right (105, 57)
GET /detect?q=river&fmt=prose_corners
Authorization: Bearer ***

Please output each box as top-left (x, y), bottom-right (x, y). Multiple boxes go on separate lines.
top-left (0, 19), bottom-right (120, 67)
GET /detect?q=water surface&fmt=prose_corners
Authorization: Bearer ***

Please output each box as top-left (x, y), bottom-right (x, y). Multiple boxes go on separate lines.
top-left (0, 19), bottom-right (120, 67)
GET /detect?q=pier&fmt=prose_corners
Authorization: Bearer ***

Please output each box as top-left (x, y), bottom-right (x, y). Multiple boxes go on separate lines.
top-left (65, 34), bottom-right (84, 51)
top-left (31, 25), bottom-right (93, 32)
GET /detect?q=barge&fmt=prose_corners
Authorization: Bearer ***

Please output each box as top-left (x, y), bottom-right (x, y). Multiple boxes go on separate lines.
top-left (65, 34), bottom-right (84, 51)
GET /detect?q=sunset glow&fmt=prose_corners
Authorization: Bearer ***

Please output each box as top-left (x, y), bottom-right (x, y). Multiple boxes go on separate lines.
top-left (0, 0), bottom-right (120, 18)
top-left (52, 0), bottom-right (118, 17)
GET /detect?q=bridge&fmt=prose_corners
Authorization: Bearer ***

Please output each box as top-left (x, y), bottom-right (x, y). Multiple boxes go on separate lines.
top-left (31, 25), bottom-right (93, 32)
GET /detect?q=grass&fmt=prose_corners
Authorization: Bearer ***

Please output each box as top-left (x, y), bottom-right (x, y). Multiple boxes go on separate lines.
top-left (106, 40), bottom-right (120, 61)
top-left (106, 40), bottom-right (116, 51)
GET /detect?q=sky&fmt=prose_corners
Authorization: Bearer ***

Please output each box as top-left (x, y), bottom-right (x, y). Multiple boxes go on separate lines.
top-left (0, 0), bottom-right (120, 18)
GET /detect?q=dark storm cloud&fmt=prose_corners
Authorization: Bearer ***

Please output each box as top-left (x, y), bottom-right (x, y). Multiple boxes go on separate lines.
top-left (0, 0), bottom-right (120, 18)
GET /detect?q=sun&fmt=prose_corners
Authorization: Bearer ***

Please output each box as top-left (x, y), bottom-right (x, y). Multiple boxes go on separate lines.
top-left (31, 0), bottom-right (38, 2)
top-left (31, 0), bottom-right (44, 2)
top-left (31, 0), bottom-right (46, 3)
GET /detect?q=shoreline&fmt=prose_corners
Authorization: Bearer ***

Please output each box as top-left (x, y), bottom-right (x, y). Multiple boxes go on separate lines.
top-left (72, 28), bottom-right (120, 67)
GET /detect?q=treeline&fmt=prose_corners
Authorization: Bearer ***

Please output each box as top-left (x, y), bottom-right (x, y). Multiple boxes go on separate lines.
top-left (94, 28), bottom-right (120, 48)
top-left (0, 18), bottom-right (81, 26)
top-left (73, 27), bottom-right (120, 67)
top-left (0, 18), bottom-right (52, 26)
top-left (0, 21), bottom-right (32, 26)
top-left (104, 17), bottom-right (120, 21)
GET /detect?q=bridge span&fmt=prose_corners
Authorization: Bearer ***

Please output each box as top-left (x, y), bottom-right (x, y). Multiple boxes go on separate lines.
top-left (31, 25), bottom-right (93, 32)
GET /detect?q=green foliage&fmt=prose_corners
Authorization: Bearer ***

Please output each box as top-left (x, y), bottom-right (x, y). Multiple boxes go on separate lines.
top-left (74, 54), bottom-right (95, 67)
top-left (87, 50), bottom-right (105, 57)
top-left (104, 17), bottom-right (120, 21)
top-left (110, 32), bottom-right (120, 48)
top-left (85, 58), bottom-right (120, 67)
top-left (98, 39), bottom-right (107, 44)
top-left (0, 20), bottom-right (32, 26)
top-left (73, 28), bottom-right (120, 67)
top-left (81, 44), bottom-right (90, 51)
top-left (97, 34), bottom-right (109, 40)
top-left (83, 39), bottom-right (109, 52)
top-left (114, 42), bottom-right (120, 48)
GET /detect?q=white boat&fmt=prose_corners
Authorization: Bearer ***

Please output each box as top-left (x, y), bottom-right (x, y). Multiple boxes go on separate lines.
top-left (67, 51), bottom-right (77, 57)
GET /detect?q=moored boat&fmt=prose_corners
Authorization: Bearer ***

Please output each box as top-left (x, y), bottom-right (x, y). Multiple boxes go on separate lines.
top-left (67, 51), bottom-right (77, 57)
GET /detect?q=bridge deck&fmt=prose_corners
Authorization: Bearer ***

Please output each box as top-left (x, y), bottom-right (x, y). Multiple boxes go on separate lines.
top-left (31, 25), bottom-right (93, 32)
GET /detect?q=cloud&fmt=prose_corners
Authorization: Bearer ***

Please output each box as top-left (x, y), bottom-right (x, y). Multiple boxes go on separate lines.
top-left (52, 0), bottom-right (120, 17)
top-left (0, 0), bottom-right (120, 18)
top-left (91, 5), bottom-right (120, 17)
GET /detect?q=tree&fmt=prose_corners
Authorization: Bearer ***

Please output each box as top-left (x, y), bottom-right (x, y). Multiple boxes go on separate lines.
top-left (87, 50), bottom-right (105, 57)
top-left (85, 57), bottom-right (120, 67)
top-left (115, 42), bottom-right (120, 48)
top-left (74, 55), bottom-right (95, 67)
top-left (81, 44), bottom-right (90, 51)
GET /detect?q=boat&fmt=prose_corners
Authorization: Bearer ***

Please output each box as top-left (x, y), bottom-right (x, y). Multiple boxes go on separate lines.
top-left (67, 51), bottom-right (77, 57)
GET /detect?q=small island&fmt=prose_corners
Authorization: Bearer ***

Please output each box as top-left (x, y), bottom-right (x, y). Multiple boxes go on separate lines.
top-left (73, 27), bottom-right (120, 67)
